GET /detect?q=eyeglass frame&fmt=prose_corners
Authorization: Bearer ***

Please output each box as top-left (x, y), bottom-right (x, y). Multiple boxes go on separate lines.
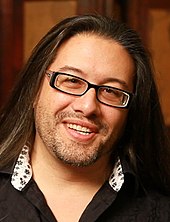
top-left (46, 70), bottom-right (134, 108)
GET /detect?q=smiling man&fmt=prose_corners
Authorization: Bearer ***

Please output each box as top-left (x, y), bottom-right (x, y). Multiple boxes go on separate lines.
top-left (0, 15), bottom-right (170, 222)
top-left (33, 34), bottom-right (134, 168)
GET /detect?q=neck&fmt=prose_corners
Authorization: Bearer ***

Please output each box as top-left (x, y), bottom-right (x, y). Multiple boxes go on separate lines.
top-left (31, 139), bottom-right (112, 190)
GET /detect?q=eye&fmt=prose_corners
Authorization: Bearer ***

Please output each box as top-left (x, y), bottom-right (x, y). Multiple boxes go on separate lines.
top-left (56, 74), bottom-right (86, 91)
top-left (104, 87), bottom-right (121, 96)
top-left (105, 88), bottom-right (114, 94)
top-left (63, 77), bottom-right (83, 87)
top-left (68, 77), bottom-right (81, 83)
top-left (99, 87), bottom-right (124, 101)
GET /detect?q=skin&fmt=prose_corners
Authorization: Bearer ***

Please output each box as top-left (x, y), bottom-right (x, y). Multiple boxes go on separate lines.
top-left (31, 34), bottom-right (135, 221)
top-left (33, 33), bottom-right (134, 170)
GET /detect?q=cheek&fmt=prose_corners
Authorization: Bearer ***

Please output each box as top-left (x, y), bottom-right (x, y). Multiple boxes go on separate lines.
top-left (39, 89), bottom-right (74, 114)
top-left (34, 79), bottom-right (75, 119)
top-left (104, 109), bottom-right (128, 133)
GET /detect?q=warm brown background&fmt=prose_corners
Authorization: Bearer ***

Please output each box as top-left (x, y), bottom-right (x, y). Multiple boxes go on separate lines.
top-left (0, 0), bottom-right (170, 126)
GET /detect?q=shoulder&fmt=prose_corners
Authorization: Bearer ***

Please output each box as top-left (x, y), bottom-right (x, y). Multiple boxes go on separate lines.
top-left (0, 171), bottom-right (13, 197)
top-left (114, 173), bottom-right (170, 221)
top-left (143, 190), bottom-right (170, 207)
top-left (131, 190), bottom-right (170, 221)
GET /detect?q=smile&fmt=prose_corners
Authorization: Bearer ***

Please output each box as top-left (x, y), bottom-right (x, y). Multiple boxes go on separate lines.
top-left (67, 123), bottom-right (92, 135)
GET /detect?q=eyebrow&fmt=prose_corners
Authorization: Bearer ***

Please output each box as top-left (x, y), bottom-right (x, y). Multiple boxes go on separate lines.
top-left (58, 65), bottom-right (84, 75)
top-left (58, 65), bottom-right (130, 90)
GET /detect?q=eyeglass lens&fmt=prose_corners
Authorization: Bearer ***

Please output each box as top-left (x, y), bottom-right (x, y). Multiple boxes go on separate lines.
top-left (53, 73), bottom-right (129, 107)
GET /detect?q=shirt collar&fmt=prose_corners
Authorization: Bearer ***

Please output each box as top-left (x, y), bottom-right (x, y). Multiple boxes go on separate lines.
top-left (11, 145), bottom-right (124, 192)
top-left (11, 145), bottom-right (32, 191)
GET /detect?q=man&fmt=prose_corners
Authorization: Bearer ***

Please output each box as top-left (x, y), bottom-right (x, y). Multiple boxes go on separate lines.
top-left (0, 14), bottom-right (170, 222)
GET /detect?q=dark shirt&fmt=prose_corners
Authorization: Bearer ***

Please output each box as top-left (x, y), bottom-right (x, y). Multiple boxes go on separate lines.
top-left (0, 161), bottom-right (170, 222)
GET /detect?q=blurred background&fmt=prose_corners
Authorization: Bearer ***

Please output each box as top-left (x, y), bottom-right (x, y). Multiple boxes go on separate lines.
top-left (0, 0), bottom-right (170, 128)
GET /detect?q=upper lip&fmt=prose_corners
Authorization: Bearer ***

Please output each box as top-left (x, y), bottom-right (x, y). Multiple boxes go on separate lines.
top-left (63, 119), bottom-right (99, 133)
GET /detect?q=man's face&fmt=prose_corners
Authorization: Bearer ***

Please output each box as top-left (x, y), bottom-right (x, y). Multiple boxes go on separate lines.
top-left (34, 34), bottom-right (134, 167)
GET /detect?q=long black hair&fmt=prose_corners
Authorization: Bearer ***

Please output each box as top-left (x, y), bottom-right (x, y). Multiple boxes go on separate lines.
top-left (0, 14), bottom-right (170, 193)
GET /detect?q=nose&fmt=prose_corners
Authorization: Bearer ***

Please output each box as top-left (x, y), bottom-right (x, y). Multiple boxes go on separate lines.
top-left (71, 88), bottom-right (101, 117)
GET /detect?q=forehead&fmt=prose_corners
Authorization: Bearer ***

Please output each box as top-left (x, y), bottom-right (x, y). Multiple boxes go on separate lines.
top-left (49, 34), bottom-right (135, 90)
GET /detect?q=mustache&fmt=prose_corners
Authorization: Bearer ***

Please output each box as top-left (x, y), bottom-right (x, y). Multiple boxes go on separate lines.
top-left (55, 111), bottom-right (108, 134)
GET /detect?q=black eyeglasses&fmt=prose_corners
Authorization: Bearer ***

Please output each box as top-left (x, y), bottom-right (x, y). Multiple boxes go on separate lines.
top-left (46, 70), bottom-right (133, 108)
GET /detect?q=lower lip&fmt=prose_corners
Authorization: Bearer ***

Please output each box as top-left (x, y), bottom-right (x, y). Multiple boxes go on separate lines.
top-left (64, 124), bottom-right (96, 143)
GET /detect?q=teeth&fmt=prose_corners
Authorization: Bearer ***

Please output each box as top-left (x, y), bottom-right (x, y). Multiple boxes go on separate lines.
top-left (67, 124), bottom-right (91, 134)
top-left (78, 131), bottom-right (90, 135)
